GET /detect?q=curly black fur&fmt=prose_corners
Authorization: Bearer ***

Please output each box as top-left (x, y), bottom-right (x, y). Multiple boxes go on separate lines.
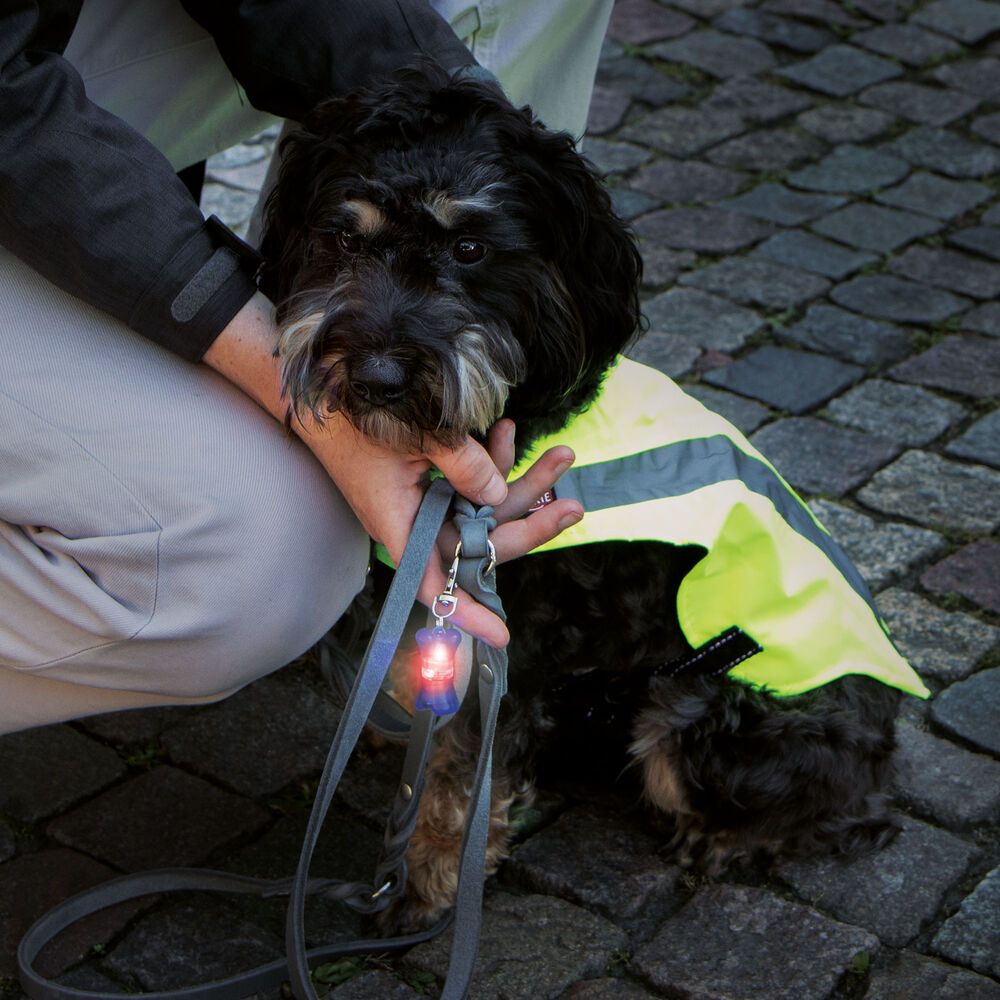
top-left (262, 62), bottom-right (903, 928)
top-left (262, 61), bottom-right (641, 454)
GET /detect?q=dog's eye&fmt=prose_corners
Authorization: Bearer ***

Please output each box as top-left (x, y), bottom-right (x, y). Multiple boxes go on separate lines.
top-left (338, 231), bottom-right (363, 254)
top-left (452, 238), bottom-right (487, 265)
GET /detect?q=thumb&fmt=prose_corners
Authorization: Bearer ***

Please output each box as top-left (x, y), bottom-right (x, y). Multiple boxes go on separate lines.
top-left (426, 436), bottom-right (508, 507)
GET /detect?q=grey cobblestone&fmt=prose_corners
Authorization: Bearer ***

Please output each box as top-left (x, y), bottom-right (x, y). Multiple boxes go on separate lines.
top-left (888, 246), bottom-right (1000, 300)
top-left (946, 409), bottom-right (1000, 468)
top-left (47, 766), bottom-right (270, 872)
top-left (626, 329), bottom-right (702, 378)
top-left (750, 417), bottom-right (900, 495)
top-left (949, 225), bottom-right (1000, 261)
top-left (932, 865), bottom-right (1000, 978)
top-left (811, 203), bottom-right (944, 253)
top-left (962, 301), bottom-right (1000, 336)
top-left (807, 499), bottom-right (944, 591)
top-left (609, 187), bottom-right (660, 220)
top-left (405, 893), bottom-right (628, 1000)
top-left (830, 275), bottom-right (970, 323)
top-left (652, 29), bottom-right (777, 79)
top-left (751, 230), bottom-right (878, 280)
top-left (875, 588), bottom-right (1000, 683)
top-left (777, 44), bottom-right (903, 96)
top-left (859, 81), bottom-right (981, 125)
top-left (580, 138), bottom-right (653, 176)
top-left (911, 0), bottom-right (1000, 43)
top-left (922, 538), bottom-right (1000, 613)
top-left (703, 345), bottom-right (864, 414)
top-left (893, 719), bottom-right (1000, 828)
top-left (866, 952), bottom-right (1000, 999)
top-left (797, 104), bottom-right (898, 142)
top-left (825, 379), bottom-right (965, 446)
top-left (596, 57), bottom-right (693, 108)
top-left (931, 667), bottom-right (1000, 755)
top-left (929, 55), bottom-right (1000, 99)
top-left (0, 725), bottom-right (125, 824)
top-left (704, 127), bottom-right (826, 170)
top-left (880, 124), bottom-right (1000, 177)
top-left (587, 87), bottom-right (633, 135)
top-left (776, 815), bottom-right (980, 946)
top-left (677, 257), bottom-right (831, 309)
top-left (874, 172), bottom-right (992, 219)
top-left (104, 898), bottom-right (282, 992)
top-left (629, 158), bottom-right (743, 203)
top-left (633, 884), bottom-right (879, 1000)
top-left (779, 303), bottom-right (912, 366)
top-left (686, 385), bottom-right (771, 434)
top-left (632, 206), bottom-right (774, 253)
top-left (720, 183), bottom-right (846, 226)
top-left (972, 110), bottom-right (1000, 144)
top-left (890, 335), bottom-right (1000, 398)
top-left (638, 245), bottom-right (696, 287)
top-left (607, 0), bottom-right (695, 46)
top-left (854, 22), bottom-right (964, 64)
top-left (505, 805), bottom-right (685, 936)
top-left (160, 667), bottom-right (342, 797)
top-left (788, 143), bottom-right (910, 193)
top-left (859, 450), bottom-right (1000, 533)
top-left (703, 75), bottom-right (815, 122)
top-left (762, 0), bottom-right (869, 28)
top-left (642, 287), bottom-right (763, 351)
top-left (713, 8), bottom-right (835, 52)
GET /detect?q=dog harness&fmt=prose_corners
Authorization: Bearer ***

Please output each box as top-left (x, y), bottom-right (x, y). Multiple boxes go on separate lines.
top-left (511, 357), bottom-right (929, 700)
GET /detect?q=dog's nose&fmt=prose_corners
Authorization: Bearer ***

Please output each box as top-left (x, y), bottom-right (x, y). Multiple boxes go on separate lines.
top-left (349, 357), bottom-right (407, 405)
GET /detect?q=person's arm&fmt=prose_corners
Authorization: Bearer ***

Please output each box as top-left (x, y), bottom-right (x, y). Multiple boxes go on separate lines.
top-left (181, 0), bottom-right (479, 119)
top-left (204, 294), bottom-right (583, 647)
top-left (0, 2), bottom-right (260, 361)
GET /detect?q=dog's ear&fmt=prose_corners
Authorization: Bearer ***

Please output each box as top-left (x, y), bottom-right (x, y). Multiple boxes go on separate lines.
top-left (495, 118), bottom-right (644, 442)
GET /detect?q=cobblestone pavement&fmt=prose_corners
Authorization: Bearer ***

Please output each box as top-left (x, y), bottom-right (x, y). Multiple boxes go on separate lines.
top-left (4, 2), bottom-right (1000, 998)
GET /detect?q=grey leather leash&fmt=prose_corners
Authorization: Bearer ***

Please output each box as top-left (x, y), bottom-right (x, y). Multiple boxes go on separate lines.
top-left (19, 477), bottom-right (508, 1000)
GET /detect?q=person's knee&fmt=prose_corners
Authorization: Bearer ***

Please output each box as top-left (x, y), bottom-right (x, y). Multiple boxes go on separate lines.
top-left (143, 469), bottom-right (370, 698)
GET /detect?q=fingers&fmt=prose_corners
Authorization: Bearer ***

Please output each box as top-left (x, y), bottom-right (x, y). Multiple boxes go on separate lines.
top-left (486, 418), bottom-right (516, 481)
top-left (491, 443), bottom-right (575, 523)
top-left (425, 435), bottom-right (508, 507)
top-left (415, 561), bottom-right (510, 647)
top-left (489, 498), bottom-right (582, 564)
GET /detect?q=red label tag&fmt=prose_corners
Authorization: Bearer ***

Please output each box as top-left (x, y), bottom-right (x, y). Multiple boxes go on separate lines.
top-left (528, 490), bottom-right (555, 513)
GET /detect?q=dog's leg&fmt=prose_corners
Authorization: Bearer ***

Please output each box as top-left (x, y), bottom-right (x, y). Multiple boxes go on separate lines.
top-left (380, 702), bottom-right (534, 933)
top-left (631, 674), bottom-right (901, 872)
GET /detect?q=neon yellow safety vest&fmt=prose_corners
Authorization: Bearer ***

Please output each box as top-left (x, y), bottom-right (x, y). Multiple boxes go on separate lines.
top-left (510, 357), bottom-right (929, 700)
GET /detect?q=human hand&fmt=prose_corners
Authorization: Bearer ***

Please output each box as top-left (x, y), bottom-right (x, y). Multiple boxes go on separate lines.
top-left (303, 414), bottom-right (581, 647)
top-left (203, 294), bottom-right (581, 645)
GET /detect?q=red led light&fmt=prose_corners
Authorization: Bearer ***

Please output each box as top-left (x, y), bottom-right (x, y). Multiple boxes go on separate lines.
top-left (414, 624), bottom-right (461, 716)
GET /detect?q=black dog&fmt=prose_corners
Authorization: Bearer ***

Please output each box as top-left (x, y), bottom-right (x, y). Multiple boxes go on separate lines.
top-left (260, 62), bottom-right (902, 930)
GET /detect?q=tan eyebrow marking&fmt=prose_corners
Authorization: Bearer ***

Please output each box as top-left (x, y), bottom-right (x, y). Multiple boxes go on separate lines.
top-left (423, 188), bottom-right (500, 229)
top-left (342, 199), bottom-right (387, 235)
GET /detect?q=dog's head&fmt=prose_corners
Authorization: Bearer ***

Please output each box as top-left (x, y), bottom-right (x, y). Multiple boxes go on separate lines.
top-left (261, 61), bottom-right (642, 455)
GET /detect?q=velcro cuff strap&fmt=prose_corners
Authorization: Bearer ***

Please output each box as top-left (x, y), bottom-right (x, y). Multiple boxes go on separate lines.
top-left (169, 216), bottom-right (263, 323)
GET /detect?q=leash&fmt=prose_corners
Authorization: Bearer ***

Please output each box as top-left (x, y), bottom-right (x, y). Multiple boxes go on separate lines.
top-left (18, 477), bottom-right (507, 1000)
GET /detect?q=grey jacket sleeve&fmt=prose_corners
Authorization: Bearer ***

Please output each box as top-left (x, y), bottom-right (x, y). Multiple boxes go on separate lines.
top-left (0, 1), bottom-right (475, 362)
top-left (0, 1), bottom-right (261, 362)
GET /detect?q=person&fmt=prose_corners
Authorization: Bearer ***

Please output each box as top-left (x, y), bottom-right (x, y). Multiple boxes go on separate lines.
top-left (0, 0), bottom-right (615, 733)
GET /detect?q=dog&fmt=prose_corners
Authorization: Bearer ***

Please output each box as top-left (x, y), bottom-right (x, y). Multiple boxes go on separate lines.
top-left (259, 62), bottom-right (903, 931)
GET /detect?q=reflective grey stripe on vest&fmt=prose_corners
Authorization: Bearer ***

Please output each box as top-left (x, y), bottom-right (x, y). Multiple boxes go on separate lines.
top-left (554, 434), bottom-right (880, 620)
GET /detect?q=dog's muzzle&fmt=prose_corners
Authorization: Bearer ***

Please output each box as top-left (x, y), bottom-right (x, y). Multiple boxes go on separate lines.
top-left (348, 356), bottom-right (408, 405)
